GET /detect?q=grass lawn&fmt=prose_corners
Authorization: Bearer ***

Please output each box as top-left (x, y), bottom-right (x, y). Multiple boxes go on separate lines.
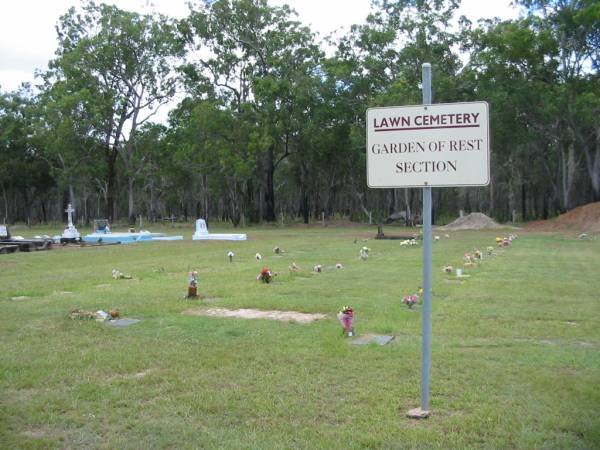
top-left (1, 223), bottom-right (599, 449)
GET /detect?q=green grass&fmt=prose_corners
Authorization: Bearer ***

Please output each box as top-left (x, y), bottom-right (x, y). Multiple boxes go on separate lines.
top-left (1, 224), bottom-right (599, 449)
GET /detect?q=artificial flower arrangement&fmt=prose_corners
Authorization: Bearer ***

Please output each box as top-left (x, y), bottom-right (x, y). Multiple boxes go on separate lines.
top-left (402, 294), bottom-right (419, 309)
top-left (359, 246), bottom-right (370, 260)
top-left (187, 270), bottom-right (199, 298)
top-left (112, 269), bottom-right (132, 279)
top-left (464, 253), bottom-right (474, 266)
top-left (496, 237), bottom-right (510, 247)
top-left (289, 262), bottom-right (300, 272)
top-left (256, 267), bottom-right (275, 283)
top-left (255, 252), bottom-right (263, 261)
top-left (442, 264), bottom-right (453, 274)
top-left (273, 246), bottom-right (281, 254)
top-left (473, 249), bottom-right (483, 260)
top-left (486, 246), bottom-right (494, 256)
top-left (313, 264), bottom-right (323, 273)
top-left (337, 305), bottom-right (354, 336)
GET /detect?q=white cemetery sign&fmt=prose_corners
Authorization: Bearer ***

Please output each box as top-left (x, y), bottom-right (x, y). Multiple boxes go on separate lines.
top-left (366, 101), bottom-right (490, 188)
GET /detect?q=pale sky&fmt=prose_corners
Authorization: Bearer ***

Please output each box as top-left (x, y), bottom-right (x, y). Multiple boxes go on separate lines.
top-left (0, 0), bottom-right (520, 93)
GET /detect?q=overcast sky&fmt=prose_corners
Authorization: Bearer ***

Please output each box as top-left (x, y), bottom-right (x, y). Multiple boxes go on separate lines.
top-left (0, 0), bottom-right (520, 93)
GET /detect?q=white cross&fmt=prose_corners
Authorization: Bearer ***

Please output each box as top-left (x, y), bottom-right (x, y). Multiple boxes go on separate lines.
top-left (65, 204), bottom-right (75, 227)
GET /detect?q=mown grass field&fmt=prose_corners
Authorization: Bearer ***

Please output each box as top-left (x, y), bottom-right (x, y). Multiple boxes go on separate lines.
top-left (1, 223), bottom-right (599, 449)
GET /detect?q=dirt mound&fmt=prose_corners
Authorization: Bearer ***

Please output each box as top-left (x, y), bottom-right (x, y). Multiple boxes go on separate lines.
top-left (441, 212), bottom-right (502, 230)
top-left (526, 202), bottom-right (600, 232)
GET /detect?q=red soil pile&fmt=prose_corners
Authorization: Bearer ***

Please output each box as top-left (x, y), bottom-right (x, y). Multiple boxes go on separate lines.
top-left (526, 202), bottom-right (600, 232)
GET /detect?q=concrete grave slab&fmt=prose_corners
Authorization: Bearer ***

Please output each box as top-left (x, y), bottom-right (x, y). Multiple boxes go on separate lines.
top-left (107, 319), bottom-right (141, 327)
top-left (351, 334), bottom-right (395, 346)
top-left (183, 307), bottom-right (326, 324)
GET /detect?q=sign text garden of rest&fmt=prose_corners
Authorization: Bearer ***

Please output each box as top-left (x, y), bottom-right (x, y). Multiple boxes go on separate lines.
top-left (366, 101), bottom-right (490, 188)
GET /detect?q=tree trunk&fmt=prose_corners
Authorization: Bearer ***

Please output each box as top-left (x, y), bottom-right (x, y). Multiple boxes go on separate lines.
top-left (301, 190), bottom-right (310, 224)
top-left (41, 200), bottom-right (47, 224)
top-left (560, 144), bottom-right (577, 211)
top-left (69, 184), bottom-right (76, 212)
top-left (106, 152), bottom-right (117, 222)
top-left (263, 144), bottom-right (276, 222)
top-left (2, 185), bottom-right (8, 223)
top-left (404, 189), bottom-right (411, 224)
top-left (521, 183), bottom-right (526, 221)
top-left (128, 176), bottom-right (135, 224)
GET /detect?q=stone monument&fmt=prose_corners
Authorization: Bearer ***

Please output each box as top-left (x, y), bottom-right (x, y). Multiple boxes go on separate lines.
top-left (61, 204), bottom-right (80, 243)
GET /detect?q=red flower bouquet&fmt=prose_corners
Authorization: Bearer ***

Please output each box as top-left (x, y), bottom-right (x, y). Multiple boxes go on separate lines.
top-left (257, 267), bottom-right (274, 283)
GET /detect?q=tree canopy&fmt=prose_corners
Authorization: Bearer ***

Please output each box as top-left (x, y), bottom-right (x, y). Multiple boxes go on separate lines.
top-left (1, 0), bottom-right (598, 225)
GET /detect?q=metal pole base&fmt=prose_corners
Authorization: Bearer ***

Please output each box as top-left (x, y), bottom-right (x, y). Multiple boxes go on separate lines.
top-left (406, 407), bottom-right (430, 419)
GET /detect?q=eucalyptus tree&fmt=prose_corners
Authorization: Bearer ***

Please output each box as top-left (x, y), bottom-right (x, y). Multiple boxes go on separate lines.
top-left (326, 0), bottom-right (463, 220)
top-left (180, 0), bottom-right (322, 222)
top-left (42, 1), bottom-right (183, 221)
top-left (461, 17), bottom-right (560, 217)
top-left (34, 76), bottom-right (102, 221)
top-left (512, 0), bottom-right (600, 202)
top-left (0, 86), bottom-right (54, 223)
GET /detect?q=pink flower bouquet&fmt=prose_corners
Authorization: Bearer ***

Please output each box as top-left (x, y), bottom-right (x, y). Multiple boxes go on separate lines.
top-left (402, 294), bottom-right (418, 309)
top-left (337, 306), bottom-right (354, 336)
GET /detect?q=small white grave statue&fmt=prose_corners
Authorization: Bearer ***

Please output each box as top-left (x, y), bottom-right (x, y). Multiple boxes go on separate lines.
top-left (228, 251), bottom-right (235, 262)
top-left (61, 203), bottom-right (80, 241)
top-left (194, 218), bottom-right (209, 237)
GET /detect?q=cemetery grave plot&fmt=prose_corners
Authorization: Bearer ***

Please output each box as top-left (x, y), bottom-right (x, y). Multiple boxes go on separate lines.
top-left (183, 307), bottom-right (327, 324)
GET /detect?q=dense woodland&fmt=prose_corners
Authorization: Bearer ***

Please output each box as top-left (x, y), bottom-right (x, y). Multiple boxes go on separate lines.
top-left (1, 0), bottom-right (598, 227)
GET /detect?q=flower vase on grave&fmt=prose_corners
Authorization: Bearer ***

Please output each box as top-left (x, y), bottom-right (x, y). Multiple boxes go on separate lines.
top-left (187, 271), bottom-right (199, 298)
top-left (337, 306), bottom-right (354, 337)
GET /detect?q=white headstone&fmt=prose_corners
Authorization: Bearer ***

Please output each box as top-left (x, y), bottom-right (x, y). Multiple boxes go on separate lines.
top-left (62, 203), bottom-right (80, 240)
top-left (194, 218), bottom-right (209, 237)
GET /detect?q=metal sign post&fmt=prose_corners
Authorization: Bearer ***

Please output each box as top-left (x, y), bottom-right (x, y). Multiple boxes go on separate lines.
top-left (415, 63), bottom-right (433, 419)
top-left (364, 62), bottom-right (490, 419)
